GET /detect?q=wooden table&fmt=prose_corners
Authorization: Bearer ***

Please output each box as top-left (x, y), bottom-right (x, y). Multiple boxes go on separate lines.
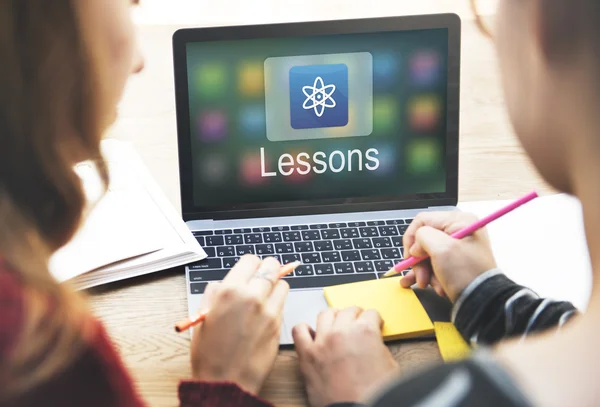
top-left (92, 4), bottom-right (554, 406)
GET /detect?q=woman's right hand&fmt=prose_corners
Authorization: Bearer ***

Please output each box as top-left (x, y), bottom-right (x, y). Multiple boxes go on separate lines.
top-left (190, 255), bottom-right (289, 395)
top-left (400, 211), bottom-right (497, 302)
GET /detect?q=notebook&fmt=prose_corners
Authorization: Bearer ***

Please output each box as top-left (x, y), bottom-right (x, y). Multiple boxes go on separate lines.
top-left (323, 276), bottom-right (434, 341)
top-left (49, 139), bottom-right (207, 290)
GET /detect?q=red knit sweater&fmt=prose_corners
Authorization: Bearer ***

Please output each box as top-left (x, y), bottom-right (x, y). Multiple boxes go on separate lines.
top-left (0, 259), bottom-right (272, 407)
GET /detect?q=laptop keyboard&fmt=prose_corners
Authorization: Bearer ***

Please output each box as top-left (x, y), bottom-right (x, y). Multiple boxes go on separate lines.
top-left (188, 219), bottom-right (413, 294)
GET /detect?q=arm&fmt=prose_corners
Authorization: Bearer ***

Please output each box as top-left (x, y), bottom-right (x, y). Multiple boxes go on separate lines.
top-left (179, 382), bottom-right (273, 407)
top-left (452, 269), bottom-right (578, 346)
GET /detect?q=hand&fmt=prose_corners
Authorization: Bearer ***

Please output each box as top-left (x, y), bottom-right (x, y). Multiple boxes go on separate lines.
top-left (400, 211), bottom-right (497, 302)
top-left (292, 307), bottom-right (398, 407)
top-left (190, 255), bottom-right (290, 395)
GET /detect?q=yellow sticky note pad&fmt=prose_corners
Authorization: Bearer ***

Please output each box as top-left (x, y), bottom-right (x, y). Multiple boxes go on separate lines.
top-left (323, 277), bottom-right (434, 341)
top-left (434, 322), bottom-right (471, 362)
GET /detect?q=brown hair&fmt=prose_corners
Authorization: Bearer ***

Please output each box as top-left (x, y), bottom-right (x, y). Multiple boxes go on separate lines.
top-left (0, 0), bottom-right (109, 398)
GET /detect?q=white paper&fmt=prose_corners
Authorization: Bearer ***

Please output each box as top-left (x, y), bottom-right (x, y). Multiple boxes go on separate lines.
top-left (458, 194), bottom-right (592, 310)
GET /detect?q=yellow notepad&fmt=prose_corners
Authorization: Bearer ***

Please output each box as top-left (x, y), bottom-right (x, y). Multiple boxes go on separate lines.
top-left (434, 322), bottom-right (471, 362)
top-left (323, 277), bottom-right (434, 341)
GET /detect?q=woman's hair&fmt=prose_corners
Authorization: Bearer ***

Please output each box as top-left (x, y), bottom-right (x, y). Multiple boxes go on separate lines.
top-left (543, 0), bottom-right (600, 63)
top-left (0, 0), bottom-right (109, 398)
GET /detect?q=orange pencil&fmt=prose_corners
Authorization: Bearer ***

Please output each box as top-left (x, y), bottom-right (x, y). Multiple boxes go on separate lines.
top-left (174, 261), bottom-right (302, 333)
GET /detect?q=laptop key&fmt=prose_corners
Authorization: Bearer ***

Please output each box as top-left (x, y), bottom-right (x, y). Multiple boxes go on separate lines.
top-left (282, 254), bottom-right (301, 264)
top-left (367, 221), bottom-right (385, 226)
top-left (294, 242), bottom-right (314, 253)
top-left (253, 227), bottom-right (270, 233)
top-left (352, 238), bottom-right (372, 249)
top-left (216, 246), bottom-right (235, 257)
top-left (189, 258), bottom-right (222, 270)
top-left (355, 261), bottom-right (375, 273)
top-left (205, 236), bottom-right (224, 246)
top-left (373, 237), bottom-right (392, 248)
top-left (321, 251), bottom-right (341, 263)
top-left (333, 239), bottom-right (353, 250)
top-left (379, 226), bottom-right (399, 236)
top-left (283, 273), bottom-right (375, 289)
top-left (321, 229), bottom-right (340, 240)
top-left (315, 264), bottom-right (335, 275)
top-left (347, 222), bottom-right (366, 227)
top-left (381, 248), bottom-right (401, 260)
top-left (375, 260), bottom-right (395, 271)
top-left (261, 254), bottom-right (282, 263)
top-left (275, 243), bottom-right (294, 254)
top-left (340, 228), bottom-right (359, 239)
top-left (223, 257), bottom-right (240, 268)
top-left (195, 236), bottom-right (205, 246)
top-left (314, 240), bottom-right (333, 251)
top-left (361, 249), bottom-right (381, 260)
top-left (234, 228), bottom-right (251, 233)
top-left (392, 236), bottom-right (403, 247)
top-left (398, 225), bottom-right (409, 235)
top-left (334, 262), bottom-right (355, 274)
top-left (291, 225), bottom-right (309, 230)
top-left (406, 219), bottom-right (414, 224)
top-left (309, 224), bottom-right (328, 230)
top-left (236, 245), bottom-right (255, 255)
top-left (190, 282), bottom-right (208, 294)
top-left (264, 232), bottom-right (282, 243)
top-left (193, 230), bottom-right (213, 236)
top-left (272, 226), bottom-right (290, 232)
top-left (283, 231), bottom-right (302, 242)
top-left (189, 269), bottom-right (228, 282)
top-left (329, 223), bottom-right (347, 228)
top-left (244, 234), bottom-right (263, 244)
top-left (359, 227), bottom-right (379, 238)
top-left (255, 244), bottom-right (275, 255)
top-left (295, 265), bottom-right (315, 276)
top-left (215, 229), bottom-right (233, 235)
top-left (302, 231), bottom-right (321, 241)
top-left (225, 235), bottom-right (243, 245)
top-left (203, 247), bottom-right (216, 257)
top-left (386, 220), bottom-right (405, 225)
top-left (341, 250), bottom-right (360, 262)
top-left (301, 253), bottom-right (321, 264)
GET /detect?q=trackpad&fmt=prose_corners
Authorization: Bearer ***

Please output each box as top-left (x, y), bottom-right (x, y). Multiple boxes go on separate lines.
top-left (280, 290), bottom-right (329, 345)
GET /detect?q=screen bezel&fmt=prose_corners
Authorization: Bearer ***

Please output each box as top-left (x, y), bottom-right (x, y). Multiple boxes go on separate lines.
top-left (173, 14), bottom-right (461, 221)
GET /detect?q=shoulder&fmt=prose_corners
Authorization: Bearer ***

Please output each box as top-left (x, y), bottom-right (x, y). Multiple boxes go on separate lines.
top-left (0, 258), bottom-right (26, 359)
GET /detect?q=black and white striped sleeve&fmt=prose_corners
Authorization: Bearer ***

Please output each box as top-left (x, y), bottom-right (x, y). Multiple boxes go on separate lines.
top-left (452, 268), bottom-right (578, 346)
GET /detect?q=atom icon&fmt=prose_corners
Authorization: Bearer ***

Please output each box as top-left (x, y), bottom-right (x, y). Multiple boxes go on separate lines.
top-left (302, 76), bottom-right (336, 118)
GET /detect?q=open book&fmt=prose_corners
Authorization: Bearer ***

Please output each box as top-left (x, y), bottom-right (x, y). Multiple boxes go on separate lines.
top-left (49, 139), bottom-right (206, 290)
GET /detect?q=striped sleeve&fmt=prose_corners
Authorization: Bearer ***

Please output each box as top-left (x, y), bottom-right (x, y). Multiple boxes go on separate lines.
top-left (452, 269), bottom-right (578, 346)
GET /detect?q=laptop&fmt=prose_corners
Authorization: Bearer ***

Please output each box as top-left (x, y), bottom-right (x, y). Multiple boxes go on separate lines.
top-left (172, 14), bottom-right (461, 345)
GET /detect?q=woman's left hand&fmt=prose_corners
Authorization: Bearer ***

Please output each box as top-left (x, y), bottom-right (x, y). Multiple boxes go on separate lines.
top-left (292, 307), bottom-right (399, 407)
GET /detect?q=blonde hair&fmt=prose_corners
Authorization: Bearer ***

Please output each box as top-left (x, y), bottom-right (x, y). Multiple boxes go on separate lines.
top-left (0, 0), bottom-right (109, 399)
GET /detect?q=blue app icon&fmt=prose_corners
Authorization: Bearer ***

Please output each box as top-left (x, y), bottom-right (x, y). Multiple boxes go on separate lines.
top-left (289, 64), bottom-right (349, 130)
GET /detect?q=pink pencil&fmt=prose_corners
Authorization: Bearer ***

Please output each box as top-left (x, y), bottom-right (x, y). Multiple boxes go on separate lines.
top-left (383, 191), bottom-right (539, 278)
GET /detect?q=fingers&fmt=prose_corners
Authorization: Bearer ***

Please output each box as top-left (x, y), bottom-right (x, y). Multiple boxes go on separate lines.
top-left (223, 254), bottom-right (262, 285)
top-left (199, 282), bottom-right (220, 310)
top-left (333, 306), bottom-right (362, 328)
top-left (403, 211), bottom-right (479, 257)
top-left (358, 309), bottom-right (384, 331)
top-left (400, 270), bottom-right (416, 288)
top-left (292, 323), bottom-right (315, 354)
top-left (413, 226), bottom-right (455, 258)
top-left (247, 257), bottom-right (282, 299)
top-left (413, 263), bottom-right (431, 289)
top-left (430, 275), bottom-right (446, 297)
top-left (316, 308), bottom-right (337, 336)
top-left (264, 279), bottom-right (290, 317)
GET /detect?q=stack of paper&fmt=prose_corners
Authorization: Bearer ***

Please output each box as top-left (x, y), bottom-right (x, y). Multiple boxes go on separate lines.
top-left (49, 139), bottom-right (206, 290)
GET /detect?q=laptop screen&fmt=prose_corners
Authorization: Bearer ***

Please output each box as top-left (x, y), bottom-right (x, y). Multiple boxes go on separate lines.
top-left (176, 17), bottom-right (459, 217)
